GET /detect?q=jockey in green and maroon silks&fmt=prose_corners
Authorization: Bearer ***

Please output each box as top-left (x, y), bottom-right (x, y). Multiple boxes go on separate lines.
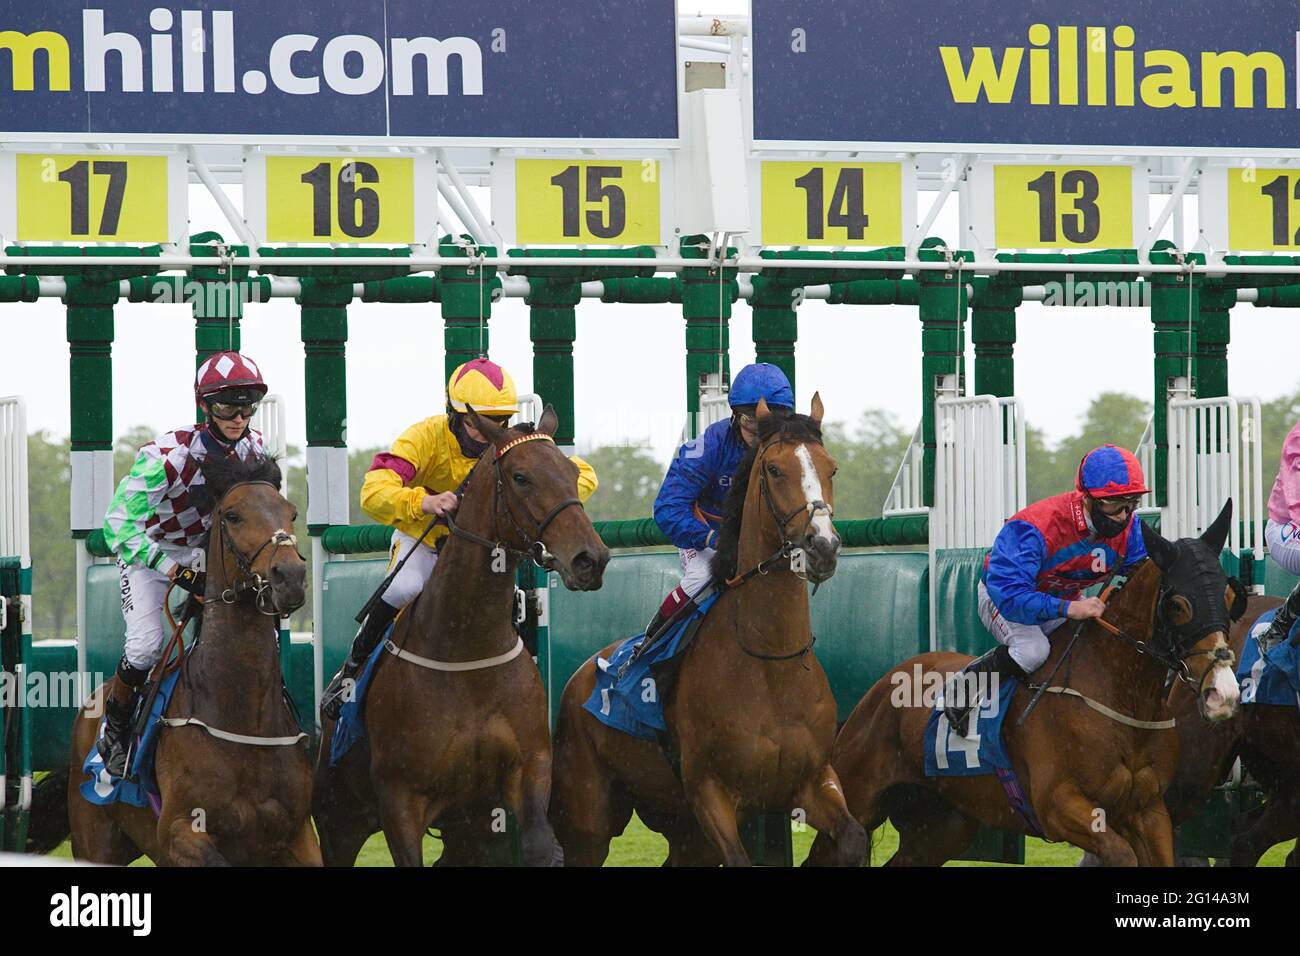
top-left (945, 444), bottom-right (1151, 737)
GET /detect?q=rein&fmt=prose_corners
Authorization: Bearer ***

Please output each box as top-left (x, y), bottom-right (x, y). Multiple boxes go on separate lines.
top-left (445, 432), bottom-right (584, 571)
top-left (216, 480), bottom-right (302, 616)
top-left (724, 435), bottom-right (832, 666)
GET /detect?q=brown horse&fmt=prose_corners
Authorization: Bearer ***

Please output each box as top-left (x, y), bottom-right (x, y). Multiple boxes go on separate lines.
top-left (1159, 593), bottom-right (1300, 867)
top-left (61, 455), bottom-right (315, 865)
top-left (312, 406), bottom-right (608, 867)
top-left (810, 503), bottom-right (1243, 867)
top-left (551, 395), bottom-right (870, 866)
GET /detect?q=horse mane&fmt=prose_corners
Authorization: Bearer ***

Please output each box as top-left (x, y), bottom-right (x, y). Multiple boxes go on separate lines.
top-left (709, 411), bottom-right (821, 587)
top-left (199, 452), bottom-right (283, 502)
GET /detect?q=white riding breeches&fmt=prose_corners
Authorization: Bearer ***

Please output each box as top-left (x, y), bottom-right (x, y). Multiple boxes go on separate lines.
top-left (1266, 519), bottom-right (1300, 577)
top-left (380, 528), bottom-right (440, 610)
top-left (977, 580), bottom-right (1067, 674)
top-left (679, 546), bottom-right (717, 599)
top-left (119, 559), bottom-right (173, 671)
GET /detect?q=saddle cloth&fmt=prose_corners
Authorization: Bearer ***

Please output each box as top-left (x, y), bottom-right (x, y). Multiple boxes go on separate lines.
top-left (1239, 610), bottom-right (1300, 708)
top-left (583, 591), bottom-right (721, 741)
top-left (80, 667), bottom-right (182, 813)
top-left (328, 622), bottom-right (396, 766)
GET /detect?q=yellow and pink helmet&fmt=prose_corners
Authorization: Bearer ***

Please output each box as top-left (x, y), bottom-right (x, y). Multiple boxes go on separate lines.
top-left (446, 358), bottom-right (519, 416)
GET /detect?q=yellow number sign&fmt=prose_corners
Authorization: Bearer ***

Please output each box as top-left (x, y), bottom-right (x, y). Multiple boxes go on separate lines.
top-left (993, 165), bottom-right (1133, 249)
top-left (266, 156), bottom-right (414, 243)
top-left (1227, 168), bottom-right (1300, 251)
top-left (16, 154), bottom-right (169, 242)
top-left (515, 159), bottom-right (660, 245)
top-left (761, 162), bottom-right (902, 246)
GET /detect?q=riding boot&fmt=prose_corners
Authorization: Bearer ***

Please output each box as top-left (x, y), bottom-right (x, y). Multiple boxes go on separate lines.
top-left (321, 600), bottom-right (400, 720)
top-left (943, 645), bottom-right (1027, 740)
top-left (1260, 580), bottom-right (1300, 650)
top-left (97, 657), bottom-right (148, 779)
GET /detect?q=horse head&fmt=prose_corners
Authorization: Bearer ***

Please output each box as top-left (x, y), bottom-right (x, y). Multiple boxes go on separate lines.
top-left (464, 404), bottom-right (609, 591)
top-left (744, 392), bottom-right (840, 585)
top-left (200, 453), bottom-right (307, 615)
top-left (1139, 499), bottom-right (1245, 722)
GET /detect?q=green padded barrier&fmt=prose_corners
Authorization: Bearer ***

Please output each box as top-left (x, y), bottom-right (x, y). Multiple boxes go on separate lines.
top-left (85, 563), bottom-right (127, 682)
top-left (1263, 553), bottom-right (1299, 598)
top-left (932, 549), bottom-right (995, 656)
top-left (318, 558), bottom-right (389, 681)
top-left (28, 641), bottom-right (77, 771)
top-left (541, 551), bottom-right (680, 725)
top-left (284, 636), bottom-right (315, 724)
top-left (809, 552), bottom-right (929, 722)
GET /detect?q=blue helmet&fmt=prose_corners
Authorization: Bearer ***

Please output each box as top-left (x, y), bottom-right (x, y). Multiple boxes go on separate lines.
top-left (729, 363), bottom-right (794, 410)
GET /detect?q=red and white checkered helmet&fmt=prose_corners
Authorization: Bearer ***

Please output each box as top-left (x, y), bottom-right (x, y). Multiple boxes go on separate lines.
top-left (194, 351), bottom-right (268, 404)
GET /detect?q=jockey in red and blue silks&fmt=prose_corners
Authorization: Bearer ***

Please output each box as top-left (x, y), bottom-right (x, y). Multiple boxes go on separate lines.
top-left (645, 363), bottom-right (795, 638)
top-left (945, 444), bottom-right (1151, 737)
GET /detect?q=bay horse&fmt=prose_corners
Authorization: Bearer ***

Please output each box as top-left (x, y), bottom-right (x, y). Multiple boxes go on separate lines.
top-left (809, 503), bottom-right (1242, 867)
top-left (1156, 592), bottom-right (1299, 866)
top-left (62, 455), bottom-right (315, 865)
top-left (550, 395), bottom-right (870, 866)
top-left (311, 406), bottom-right (608, 867)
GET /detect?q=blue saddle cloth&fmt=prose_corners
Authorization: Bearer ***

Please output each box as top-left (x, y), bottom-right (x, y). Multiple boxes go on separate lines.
top-left (924, 674), bottom-right (1018, 777)
top-left (80, 667), bottom-right (183, 811)
top-left (1239, 610), bottom-right (1300, 708)
top-left (584, 591), bottom-right (722, 741)
top-left (328, 623), bottom-right (396, 767)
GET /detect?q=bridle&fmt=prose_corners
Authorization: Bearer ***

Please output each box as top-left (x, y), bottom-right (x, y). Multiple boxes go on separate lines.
top-left (445, 431), bottom-right (584, 570)
top-left (727, 433), bottom-right (836, 664)
top-left (215, 480), bottom-right (303, 616)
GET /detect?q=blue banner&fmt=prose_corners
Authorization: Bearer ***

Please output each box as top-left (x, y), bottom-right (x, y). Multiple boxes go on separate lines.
top-left (752, 0), bottom-right (1300, 151)
top-left (0, 0), bottom-right (678, 141)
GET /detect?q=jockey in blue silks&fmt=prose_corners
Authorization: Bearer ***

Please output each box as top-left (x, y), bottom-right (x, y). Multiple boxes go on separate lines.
top-left (646, 363), bottom-right (795, 639)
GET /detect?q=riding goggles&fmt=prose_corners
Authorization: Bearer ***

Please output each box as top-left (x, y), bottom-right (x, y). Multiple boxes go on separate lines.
top-left (208, 401), bottom-right (259, 421)
top-left (1094, 495), bottom-right (1143, 518)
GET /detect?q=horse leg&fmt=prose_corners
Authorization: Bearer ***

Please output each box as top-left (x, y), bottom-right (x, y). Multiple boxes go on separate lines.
top-left (797, 765), bottom-right (869, 867)
top-left (1041, 785), bottom-right (1138, 866)
top-left (508, 753), bottom-right (563, 867)
top-left (1128, 802), bottom-right (1175, 867)
top-left (687, 775), bottom-right (750, 867)
top-left (377, 786), bottom-right (436, 867)
top-left (313, 752), bottom-right (379, 868)
top-left (1227, 789), bottom-right (1300, 867)
top-left (278, 820), bottom-right (324, 867)
top-left (550, 716), bottom-right (629, 867)
top-left (161, 815), bottom-right (230, 867)
top-left (887, 801), bottom-right (982, 867)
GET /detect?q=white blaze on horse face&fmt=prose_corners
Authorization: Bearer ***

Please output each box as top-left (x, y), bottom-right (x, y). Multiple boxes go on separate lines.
top-left (1202, 635), bottom-right (1241, 720)
top-left (794, 444), bottom-right (835, 542)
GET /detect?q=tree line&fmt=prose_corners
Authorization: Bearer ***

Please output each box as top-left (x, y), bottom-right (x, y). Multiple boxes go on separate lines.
top-left (19, 390), bottom-right (1300, 639)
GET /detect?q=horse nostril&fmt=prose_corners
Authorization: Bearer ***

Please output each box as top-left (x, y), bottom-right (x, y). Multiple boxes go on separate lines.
top-left (572, 551), bottom-right (597, 579)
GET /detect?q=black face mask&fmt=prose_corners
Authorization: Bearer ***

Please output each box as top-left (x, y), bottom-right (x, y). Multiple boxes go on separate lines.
top-left (1090, 502), bottom-right (1129, 539)
top-left (448, 411), bottom-right (489, 459)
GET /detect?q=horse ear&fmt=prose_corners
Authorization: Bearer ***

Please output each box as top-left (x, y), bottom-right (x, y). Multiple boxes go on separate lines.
top-left (810, 391), bottom-right (824, 425)
top-left (756, 396), bottom-right (771, 421)
top-left (537, 404), bottom-right (558, 437)
top-left (464, 405), bottom-right (510, 449)
top-left (1140, 518), bottom-right (1179, 572)
top-left (1200, 498), bottom-right (1233, 554)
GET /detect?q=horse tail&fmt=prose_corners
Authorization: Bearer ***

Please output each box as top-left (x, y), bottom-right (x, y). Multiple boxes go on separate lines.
top-left (25, 767), bottom-right (71, 855)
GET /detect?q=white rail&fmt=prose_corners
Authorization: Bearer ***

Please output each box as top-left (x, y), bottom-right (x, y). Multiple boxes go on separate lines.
top-left (0, 397), bottom-right (30, 568)
top-left (931, 396), bottom-right (1026, 550)
top-left (883, 421), bottom-right (926, 517)
top-left (1165, 396), bottom-right (1265, 558)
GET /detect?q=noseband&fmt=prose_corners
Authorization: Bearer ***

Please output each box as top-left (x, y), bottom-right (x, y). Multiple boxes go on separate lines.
top-left (216, 480), bottom-right (303, 616)
top-left (445, 432), bottom-right (585, 570)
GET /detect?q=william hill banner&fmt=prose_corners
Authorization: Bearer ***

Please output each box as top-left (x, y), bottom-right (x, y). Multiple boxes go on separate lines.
top-left (752, 0), bottom-right (1300, 152)
top-left (0, 0), bottom-right (678, 142)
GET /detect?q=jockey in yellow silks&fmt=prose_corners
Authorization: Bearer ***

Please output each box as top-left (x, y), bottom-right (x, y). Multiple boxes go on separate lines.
top-left (321, 358), bottom-right (598, 717)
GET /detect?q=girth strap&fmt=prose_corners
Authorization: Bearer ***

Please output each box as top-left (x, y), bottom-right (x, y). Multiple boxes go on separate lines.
top-left (384, 636), bottom-right (525, 672)
top-left (158, 716), bottom-right (309, 746)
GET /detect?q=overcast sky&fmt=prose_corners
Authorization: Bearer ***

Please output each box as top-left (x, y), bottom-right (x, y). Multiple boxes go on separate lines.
top-left (6, 1), bottom-right (1300, 469)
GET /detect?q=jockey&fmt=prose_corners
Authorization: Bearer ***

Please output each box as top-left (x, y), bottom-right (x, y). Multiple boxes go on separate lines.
top-left (98, 351), bottom-right (270, 777)
top-left (1259, 418), bottom-right (1300, 647)
top-left (320, 358), bottom-right (599, 718)
top-left (646, 363), bottom-right (795, 639)
top-left (944, 444), bottom-right (1151, 737)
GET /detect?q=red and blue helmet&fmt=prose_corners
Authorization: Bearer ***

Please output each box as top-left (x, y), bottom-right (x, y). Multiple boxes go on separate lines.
top-left (1076, 445), bottom-right (1150, 499)
top-left (729, 363), bottom-right (794, 410)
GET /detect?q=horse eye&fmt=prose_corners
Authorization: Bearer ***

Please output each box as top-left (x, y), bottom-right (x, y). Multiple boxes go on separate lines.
top-left (225, 510), bottom-right (240, 523)
top-left (830, 468), bottom-right (839, 479)
top-left (513, 472), bottom-right (530, 486)
top-left (767, 464), bottom-right (781, 478)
